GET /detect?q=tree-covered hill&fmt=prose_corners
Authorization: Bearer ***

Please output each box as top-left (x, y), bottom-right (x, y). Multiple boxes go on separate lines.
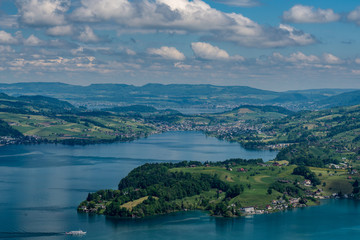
top-left (78, 159), bottom-right (358, 218)
top-left (0, 93), bottom-right (76, 114)
top-left (315, 90), bottom-right (360, 108)
top-left (0, 119), bottom-right (22, 137)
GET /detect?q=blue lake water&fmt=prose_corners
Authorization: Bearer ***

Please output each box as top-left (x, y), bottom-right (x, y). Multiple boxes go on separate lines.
top-left (0, 131), bottom-right (359, 239)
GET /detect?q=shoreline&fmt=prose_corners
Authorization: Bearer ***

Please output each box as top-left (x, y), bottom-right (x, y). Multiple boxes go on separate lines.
top-left (80, 195), bottom-right (356, 219)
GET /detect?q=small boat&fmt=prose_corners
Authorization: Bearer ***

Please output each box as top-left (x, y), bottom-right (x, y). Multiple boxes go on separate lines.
top-left (65, 230), bottom-right (87, 235)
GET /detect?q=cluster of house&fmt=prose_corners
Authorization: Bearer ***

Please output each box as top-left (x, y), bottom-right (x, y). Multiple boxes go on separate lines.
top-left (239, 197), bottom-right (307, 216)
top-left (0, 135), bottom-right (40, 145)
top-left (152, 119), bottom-right (259, 140)
top-left (239, 207), bottom-right (264, 215)
top-left (79, 203), bottom-right (106, 213)
top-left (329, 162), bottom-right (350, 169)
top-left (267, 143), bottom-right (292, 150)
top-left (0, 136), bottom-right (18, 145)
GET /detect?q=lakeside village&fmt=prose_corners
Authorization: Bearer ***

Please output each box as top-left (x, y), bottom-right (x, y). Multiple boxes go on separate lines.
top-left (229, 161), bottom-right (358, 216)
top-left (79, 159), bottom-right (359, 217)
top-left (0, 118), bottom-right (264, 147)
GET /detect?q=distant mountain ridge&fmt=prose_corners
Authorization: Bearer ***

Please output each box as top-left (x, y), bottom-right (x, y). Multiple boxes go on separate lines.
top-left (0, 82), bottom-right (357, 111)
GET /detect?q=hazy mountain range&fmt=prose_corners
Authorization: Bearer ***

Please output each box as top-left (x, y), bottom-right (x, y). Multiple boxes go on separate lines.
top-left (0, 82), bottom-right (358, 111)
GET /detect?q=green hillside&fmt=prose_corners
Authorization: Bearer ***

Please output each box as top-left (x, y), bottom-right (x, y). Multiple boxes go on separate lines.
top-left (224, 104), bottom-right (360, 167)
top-left (78, 159), bottom-right (358, 218)
top-left (0, 93), bottom-right (155, 144)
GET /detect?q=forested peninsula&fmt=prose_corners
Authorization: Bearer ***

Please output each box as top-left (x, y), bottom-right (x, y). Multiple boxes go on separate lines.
top-left (78, 158), bottom-right (360, 218)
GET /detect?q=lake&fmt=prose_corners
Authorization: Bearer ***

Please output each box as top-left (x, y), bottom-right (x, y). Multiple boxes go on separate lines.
top-left (0, 131), bottom-right (358, 239)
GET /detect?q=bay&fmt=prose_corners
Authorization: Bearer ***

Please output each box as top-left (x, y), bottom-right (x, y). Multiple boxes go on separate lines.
top-left (0, 131), bottom-right (358, 239)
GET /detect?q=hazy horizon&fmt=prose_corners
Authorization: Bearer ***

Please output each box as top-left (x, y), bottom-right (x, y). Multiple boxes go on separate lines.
top-left (1, 81), bottom-right (360, 93)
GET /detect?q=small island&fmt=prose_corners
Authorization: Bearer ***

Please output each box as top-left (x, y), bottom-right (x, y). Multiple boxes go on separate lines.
top-left (78, 158), bottom-right (359, 218)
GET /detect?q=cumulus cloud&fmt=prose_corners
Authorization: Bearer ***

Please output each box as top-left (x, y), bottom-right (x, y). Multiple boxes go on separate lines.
top-left (125, 48), bottom-right (136, 56)
top-left (323, 53), bottom-right (342, 64)
top-left (348, 7), bottom-right (360, 25)
top-left (288, 52), bottom-right (319, 62)
top-left (71, 0), bottom-right (134, 22)
top-left (148, 46), bottom-right (185, 60)
top-left (71, 0), bottom-right (316, 48)
top-left (283, 5), bottom-right (340, 23)
top-left (0, 45), bottom-right (14, 53)
top-left (16, 0), bottom-right (70, 26)
top-left (77, 26), bottom-right (100, 43)
top-left (209, 0), bottom-right (259, 7)
top-left (259, 52), bottom-right (345, 70)
top-left (270, 52), bottom-right (319, 64)
top-left (191, 42), bottom-right (229, 60)
top-left (191, 42), bottom-right (244, 61)
top-left (7, 55), bottom-right (104, 73)
top-left (23, 34), bottom-right (44, 46)
top-left (0, 31), bottom-right (18, 44)
top-left (46, 25), bottom-right (73, 36)
top-left (174, 62), bottom-right (192, 70)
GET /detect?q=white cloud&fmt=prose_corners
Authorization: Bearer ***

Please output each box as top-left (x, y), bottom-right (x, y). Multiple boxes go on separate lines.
top-left (283, 5), bottom-right (340, 23)
top-left (148, 46), bottom-right (185, 60)
top-left (209, 0), bottom-right (259, 7)
top-left (288, 52), bottom-right (319, 63)
top-left (258, 52), bottom-right (345, 71)
top-left (174, 62), bottom-right (192, 70)
top-left (71, 47), bottom-right (84, 55)
top-left (17, 0), bottom-right (70, 26)
top-left (191, 42), bottom-right (244, 61)
top-left (24, 34), bottom-right (44, 46)
top-left (71, 0), bottom-right (134, 22)
top-left (0, 45), bottom-right (14, 53)
top-left (46, 25), bottom-right (73, 36)
top-left (323, 53), bottom-right (342, 64)
top-left (0, 31), bottom-right (18, 44)
top-left (348, 7), bottom-right (360, 25)
top-left (270, 52), bottom-right (319, 64)
top-left (71, 0), bottom-right (316, 48)
top-left (125, 48), bottom-right (136, 56)
top-left (77, 26), bottom-right (100, 43)
top-left (6, 55), bottom-right (107, 73)
top-left (191, 42), bottom-right (229, 60)
top-left (355, 58), bottom-right (360, 64)
top-left (279, 24), bottom-right (315, 46)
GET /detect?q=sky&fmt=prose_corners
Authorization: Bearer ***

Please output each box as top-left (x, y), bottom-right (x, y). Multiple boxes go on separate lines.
top-left (1, 0), bottom-right (360, 91)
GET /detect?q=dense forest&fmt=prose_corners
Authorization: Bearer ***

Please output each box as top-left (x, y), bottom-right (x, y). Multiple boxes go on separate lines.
top-left (80, 161), bottom-right (247, 217)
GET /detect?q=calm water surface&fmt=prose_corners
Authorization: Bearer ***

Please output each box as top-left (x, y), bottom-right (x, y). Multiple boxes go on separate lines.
top-left (0, 132), bottom-right (358, 239)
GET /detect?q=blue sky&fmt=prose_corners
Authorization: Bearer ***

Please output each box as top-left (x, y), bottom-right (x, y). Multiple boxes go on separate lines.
top-left (1, 0), bottom-right (360, 91)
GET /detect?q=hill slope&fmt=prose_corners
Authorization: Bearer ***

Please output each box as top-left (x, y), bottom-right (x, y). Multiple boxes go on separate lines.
top-left (315, 90), bottom-right (360, 108)
top-left (0, 93), bottom-right (155, 144)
